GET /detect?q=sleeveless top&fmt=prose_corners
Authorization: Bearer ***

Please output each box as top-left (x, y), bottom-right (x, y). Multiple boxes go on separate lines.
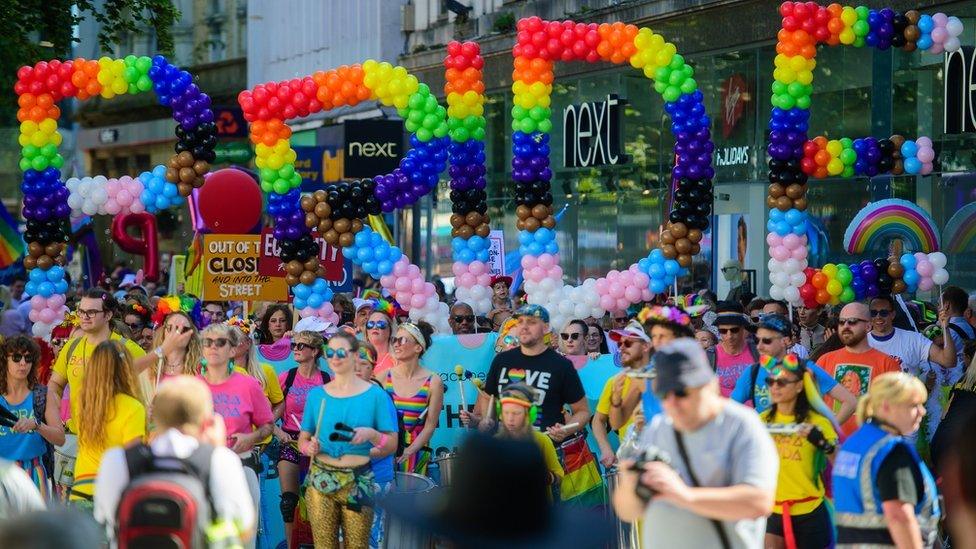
top-left (383, 370), bottom-right (432, 433)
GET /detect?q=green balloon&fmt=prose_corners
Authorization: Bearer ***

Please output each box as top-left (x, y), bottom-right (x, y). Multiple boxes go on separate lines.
top-left (662, 86), bottom-right (681, 103)
top-left (408, 109), bottom-right (425, 123)
top-left (787, 82), bottom-right (805, 97)
top-left (422, 114), bottom-right (438, 129)
top-left (451, 128), bottom-right (469, 142)
top-left (136, 76), bottom-right (153, 92)
top-left (291, 173), bottom-right (302, 187)
top-left (771, 81), bottom-right (787, 95)
top-left (854, 6), bottom-right (869, 19)
top-left (40, 144), bottom-right (57, 158)
top-left (260, 181), bottom-right (274, 193)
top-left (511, 106), bottom-right (527, 121)
top-left (836, 268), bottom-right (853, 285)
top-left (840, 149), bottom-right (857, 164)
top-left (434, 105), bottom-right (446, 119)
top-left (471, 127), bottom-right (486, 141)
top-left (51, 154), bottom-right (63, 169)
top-left (679, 78), bottom-right (697, 94)
top-left (279, 164), bottom-right (295, 179)
top-left (260, 168), bottom-right (276, 181)
top-left (416, 127), bottom-right (433, 142)
top-left (795, 95), bottom-right (810, 109)
top-left (123, 67), bottom-right (139, 83)
top-left (842, 166), bottom-right (855, 178)
top-left (668, 54), bottom-right (684, 70)
top-left (529, 106), bottom-right (548, 121)
top-left (668, 71), bottom-right (684, 86)
top-left (518, 118), bottom-right (535, 133)
top-left (124, 55), bottom-right (137, 65)
top-left (840, 288), bottom-right (856, 304)
top-left (404, 119), bottom-right (419, 133)
top-left (778, 94), bottom-right (796, 109)
top-left (654, 66), bottom-right (670, 82)
top-left (840, 137), bottom-right (853, 148)
top-left (537, 119), bottom-right (552, 133)
top-left (22, 145), bottom-right (37, 158)
top-left (653, 80), bottom-right (668, 95)
top-left (31, 156), bottom-right (48, 171)
top-left (424, 95), bottom-right (438, 112)
top-left (853, 37), bottom-right (865, 48)
top-left (136, 56), bottom-right (152, 73)
top-left (273, 179), bottom-right (290, 195)
top-left (852, 20), bottom-right (869, 36)
top-left (408, 93), bottom-right (425, 110)
top-left (18, 158), bottom-right (31, 171)
top-left (433, 124), bottom-right (449, 138)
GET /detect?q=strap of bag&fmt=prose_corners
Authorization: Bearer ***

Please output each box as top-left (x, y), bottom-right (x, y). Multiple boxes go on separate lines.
top-left (947, 322), bottom-right (970, 343)
top-left (748, 363), bottom-right (761, 407)
top-left (282, 368), bottom-right (299, 399)
top-left (673, 429), bottom-right (732, 549)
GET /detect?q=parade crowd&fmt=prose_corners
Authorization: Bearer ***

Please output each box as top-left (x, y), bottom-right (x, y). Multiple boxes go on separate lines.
top-left (0, 268), bottom-right (974, 549)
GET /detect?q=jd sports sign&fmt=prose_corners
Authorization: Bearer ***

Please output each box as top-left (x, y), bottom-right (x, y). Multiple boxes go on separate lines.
top-left (343, 119), bottom-right (404, 178)
top-left (944, 46), bottom-right (976, 135)
top-left (562, 94), bottom-right (629, 168)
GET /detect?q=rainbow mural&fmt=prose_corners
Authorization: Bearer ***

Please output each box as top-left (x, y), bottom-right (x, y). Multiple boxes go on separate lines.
top-left (943, 202), bottom-right (976, 253)
top-left (843, 198), bottom-right (940, 254)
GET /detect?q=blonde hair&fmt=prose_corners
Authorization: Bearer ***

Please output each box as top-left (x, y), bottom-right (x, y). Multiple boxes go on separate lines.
top-left (959, 352), bottom-right (976, 392)
top-left (153, 376), bottom-right (214, 432)
top-left (855, 371), bottom-right (927, 426)
top-left (77, 340), bottom-right (145, 449)
top-left (150, 312), bottom-right (202, 380)
top-left (227, 325), bottom-right (267, 389)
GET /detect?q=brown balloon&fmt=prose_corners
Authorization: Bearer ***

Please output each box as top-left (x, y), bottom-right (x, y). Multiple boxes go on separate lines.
top-left (690, 242), bottom-right (701, 255)
top-left (316, 266), bottom-right (327, 279)
top-left (192, 160), bottom-right (209, 175)
top-left (456, 225), bottom-right (473, 238)
top-left (769, 183), bottom-right (785, 198)
top-left (661, 244), bottom-right (677, 259)
top-left (317, 219), bottom-right (333, 233)
top-left (313, 190), bottom-right (326, 202)
top-left (339, 232), bottom-right (354, 247)
top-left (286, 260), bottom-right (304, 276)
top-left (300, 196), bottom-right (316, 212)
top-left (304, 258), bottom-right (319, 271)
top-left (475, 224), bottom-right (491, 237)
top-left (541, 216), bottom-right (556, 229)
top-left (300, 271), bottom-right (317, 285)
top-left (531, 204), bottom-right (549, 220)
top-left (333, 218), bottom-right (350, 233)
top-left (669, 222), bottom-right (688, 239)
top-left (450, 214), bottom-right (464, 228)
top-left (776, 196), bottom-right (793, 210)
top-left (177, 151), bottom-right (195, 167)
top-left (324, 229), bottom-right (339, 244)
top-left (660, 231), bottom-right (675, 245)
top-left (285, 273), bottom-right (299, 286)
top-left (304, 212), bottom-right (318, 228)
top-left (905, 10), bottom-right (919, 23)
top-left (37, 255), bottom-right (53, 270)
top-left (166, 167), bottom-right (180, 183)
top-left (28, 242), bottom-right (42, 257)
top-left (766, 196), bottom-right (777, 209)
top-left (314, 202), bottom-right (331, 219)
top-left (687, 229), bottom-right (703, 243)
top-left (524, 217), bottom-right (540, 232)
top-left (179, 167), bottom-right (195, 183)
top-left (793, 197), bottom-right (808, 211)
top-left (465, 212), bottom-right (482, 226)
top-left (351, 219), bottom-right (363, 232)
top-left (675, 238), bottom-right (692, 255)
top-left (785, 184), bottom-right (805, 199)
top-left (887, 263), bottom-right (905, 278)
top-left (677, 254), bottom-right (692, 268)
top-left (516, 219), bottom-right (526, 231)
top-left (168, 155), bottom-right (181, 169)
top-left (516, 205), bottom-right (530, 220)
top-left (902, 41), bottom-right (917, 53)
top-left (177, 182), bottom-right (193, 196)
top-left (23, 256), bottom-right (36, 270)
top-left (889, 134), bottom-right (905, 150)
top-left (892, 280), bottom-right (907, 295)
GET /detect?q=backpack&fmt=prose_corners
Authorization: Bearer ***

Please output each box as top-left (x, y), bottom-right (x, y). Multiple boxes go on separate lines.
top-left (708, 342), bottom-right (762, 404)
top-left (116, 443), bottom-right (216, 549)
top-left (281, 367), bottom-right (330, 399)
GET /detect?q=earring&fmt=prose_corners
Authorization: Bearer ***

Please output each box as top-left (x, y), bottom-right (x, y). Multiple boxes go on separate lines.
top-left (228, 359), bottom-right (235, 374)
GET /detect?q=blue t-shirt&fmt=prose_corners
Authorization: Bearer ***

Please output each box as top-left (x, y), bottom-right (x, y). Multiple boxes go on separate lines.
top-left (0, 392), bottom-right (46, 462)
top-left (370, 394), bottom-right (398, 484)
top-left (301, 384), bottom-right (397, 458)
top-left (730, 359), bottom-right (838, 413)
top-left (640, 358), bottom-right (663, 421)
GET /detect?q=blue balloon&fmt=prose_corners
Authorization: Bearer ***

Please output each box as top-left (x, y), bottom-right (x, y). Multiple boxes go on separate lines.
top-left (363, 261), bottom-right (377, 276)
top-left (518, 231), bottom-right (533, 245)
top-left (917, 36), bottom-right (933, 50)
top-left (378, 260), bottom-right (393, 275)
top-left (307, 293), bottom-right (323, 309)
top-left (903, 270), bottom-right (920, 286)
top-left (293, 297), bottom-right (307, 310)
top-left (293, 284), bottom-right (312, 299)
top-left (900, 253), bottom-right (916, 269)
top-left (904, 158), bottom-right (921, 174)
top-left (775, 221), bottom-right (791, 236)
top-left (544, 242), bottom-right (559, 255)
top-left (649, 249), bottom-right (664, 263)
top-left (355, 231), bottom-right (370, 247)
top-left (25, 281), bottom-right (37, 296)
top-left (637, 258), bottom-right (650, 272)
top-left (769, 208), bottom-right (784, 222)
top-left (369, 231), bottom-right (383, 246)
top-left (55, 281), bottom-right (68, 294)
top-left (476, 250), bottom-right (490, 263)
top-left (342, 246), bottom-right (356, 259)
top-left (388, 247), bottom-right (402, 262)
top-left (29, 269), bottom-right (45, 283)
top-left (468, 236), bottom-right (485, 251)
top-left (664, 260), bottom-right (680, 276)
top-left (650, 280), bottom-right (667, 294)
top-left (900, 141), bottom-right (918, 159)
top-left (357, 248), bottom-right (373, 262)
top-left (918, 14), bottom-right (933, 32)
top-left (457, 249), bottom-right (475, 263)
top-left (648, 263), bottom-right (665, 278)
top-left (312, 278), bottom-right (327, 293)
top-left (373, 246), bottom-right (388, 260)
top-left (527, 242), bottom-right (544, 256)
top-left (38, 281), bottom-right (54, 298)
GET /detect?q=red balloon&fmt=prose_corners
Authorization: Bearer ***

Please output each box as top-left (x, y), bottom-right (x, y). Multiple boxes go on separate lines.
top-left (198, 168), bottom-right (264, 234)
top-left (111, 213), bottom-right (159, 282)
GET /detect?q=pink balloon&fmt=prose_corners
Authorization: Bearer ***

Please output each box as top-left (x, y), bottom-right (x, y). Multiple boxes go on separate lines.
top-left (599, 295), bottom-right (615, 311)
top-left (634, 272), bottom-right (650, 287)
top-left (791, 247), bottom-right (807, 260)
top-left (411, 278), bottom-right (426, 293)
top-left (607, 270), bottom-right (620, 282)
top-left (932, 13), bottom-right (948, 26)
top-left (380, 275), bottom-right (395, 287)
top-left (105, 201), bottom-right (122, 215)
top-left (410, 294), bottom-right (427, 309)
top-left (477, 274), bottom-right (492, 286)
top-left (916, 260), bottom-right (934, 277)
top-left (917, 148), bottom-right (934, 163)
top-left (423, 284), bottom-right (436, 297)
top-left (932, 27), bottom-right (948, 43)
top-left (616, 298), bottom-right (629, 311)
top-left (783, 233), bottom-right (801, 249)
top-left (469, 261), bottom-right (486, 276)
top-left (130, 201), bottom-right (146, 214)
top-left (538, 254), bottom-right (554, 269)
top-left (916, 136), bottom-right (933, 148)
top-left (452, 262), bottom-right (466, 276)
top-left (929, 43), bottom-right (944, 54)
top-left (105, 179), bottom-right (121, 196)
top-left (28, 309), bottom-right (38, 323)
top-left (47, 294), bottom-right (65, 308)
top-left (921, 162), bottom-right (933, 175)
top-left (459, 273), bottom-right (476, 287)
top-left (550, 265), bottom-right (563, 280)
top-left (521, 255), bottom-right (537, 269)
top-left (406, 265), bottom-right (420, 278)
top-left (393, 261), bottom-right (407, 276)
top-left (117, 190), bottom-right (133, 206)
top-left (609, 283), bottom-right (624, 298)
top-left (595, 278), bottom-right (608, 293)
top-left (395, 277), bottom-right (410, 291)
top-left (624, 286), bottom-right (641, 302)
top-left (30, 295), bottom-right (45, 308)
top-left (39, 308), bottom-right (56, 325)
top-left (919, 278), bottom-right (935, 291)
top-left (641, 288), bottom-right (654, 301)
top-left (767, 233), bottom-right (783, 247)
top-left (771, 246), bottom-right (789, 262)
top-left (914, 252), bottom-right (927, 262)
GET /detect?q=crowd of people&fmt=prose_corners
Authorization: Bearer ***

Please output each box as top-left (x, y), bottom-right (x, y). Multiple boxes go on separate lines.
top-left (0, 267), bottom-right (975, 548)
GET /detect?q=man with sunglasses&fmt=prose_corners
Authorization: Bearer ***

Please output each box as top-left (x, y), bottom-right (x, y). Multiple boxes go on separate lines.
top-left (448, 302), bottom-right (477, 335)
top-left (614, 338), bottom-right (778, 549)
top-left (816, 302), bottom-right (902, 435)
top-left (731, 314), bottom-right (856, 423)
top-left (866, 294), bottom-right (957, 377)
top-left (710, 303), bottom-right (761, 398)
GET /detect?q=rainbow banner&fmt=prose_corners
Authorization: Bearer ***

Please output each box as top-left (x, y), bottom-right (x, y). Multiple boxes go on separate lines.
top-left (0, 207), bottom-right (25, 269)
top-left (943, 202), bottom-right (976, 253)
top-left (843, 198), bottom-right (940, 254)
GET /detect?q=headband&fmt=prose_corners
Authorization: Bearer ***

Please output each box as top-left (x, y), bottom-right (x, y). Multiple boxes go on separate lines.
top-left (763, 353), bottom-right (840, 433)
top-left (225, 315), bottom-right (255, 337)
top-left (399, 322), bottom-right (427, 351)
top-left (499, 396), bottom-right (532, 409)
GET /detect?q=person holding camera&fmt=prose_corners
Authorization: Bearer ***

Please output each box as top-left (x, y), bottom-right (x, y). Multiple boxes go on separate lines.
top-left (613, 338), bottom-right (778, 549)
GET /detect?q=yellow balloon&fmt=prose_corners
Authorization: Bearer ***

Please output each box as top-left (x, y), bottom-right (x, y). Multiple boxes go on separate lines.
top-left (267, 153), bottom-right (284, 170)
top-left (789, 56), bottom-right (807, 71)
top-left (778, 68), bottom-right (796, 83)
top-left (826, 140), bottom-right (843, 156)
top-left (840, 7), bottom-right (857, 25)
top-left (839, 29), bottom-right (855, 44)
top-left (827, 158), bottom-right (844, 175)
top-left (39, 119), bottom-right (57, 133)
top-left (797, 71), bottom-right (813, 86)
top-left (17, 134), bottom-right (29, 147)
top-left (30, 132), bottom-right (47, 147)
top-left (284, 149), bottom-right (297, 164)
top-left (20, 120), bottom-right (38, 134)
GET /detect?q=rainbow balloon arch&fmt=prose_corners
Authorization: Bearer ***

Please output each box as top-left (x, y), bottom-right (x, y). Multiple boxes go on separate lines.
top-left (13, 6), bottom-right (966, 334)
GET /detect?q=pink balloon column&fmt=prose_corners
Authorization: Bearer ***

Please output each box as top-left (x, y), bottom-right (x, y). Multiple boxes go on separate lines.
top-left (379, 256), bottom-right (451, 333)
top-left (452, 260), bottom-right (493, 313)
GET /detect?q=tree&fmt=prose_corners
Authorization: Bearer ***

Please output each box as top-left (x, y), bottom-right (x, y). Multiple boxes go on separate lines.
top-left (0, 0), bottom-right (180, 124)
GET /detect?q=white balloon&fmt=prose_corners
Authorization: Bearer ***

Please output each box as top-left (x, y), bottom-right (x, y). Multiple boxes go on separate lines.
top-left (928, 252), bottom-right (947, 269)
top-left (769, 285), bottom-right (784, 301)
top-left (944, 36), bottom-right (961, 53)
top-left (783, 285), bottom-right (800, 304)
top-left (790, 272), bottom-right (806, 287)
top-left (932, 269), bottom-right (950, 285)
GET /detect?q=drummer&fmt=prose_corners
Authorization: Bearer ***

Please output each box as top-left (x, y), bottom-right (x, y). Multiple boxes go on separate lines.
top-left (495, 382), bottom-right (564, 499)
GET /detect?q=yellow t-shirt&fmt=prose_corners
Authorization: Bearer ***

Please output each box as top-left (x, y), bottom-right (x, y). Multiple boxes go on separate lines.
top-left (71, 393), bottom-right (146, 498)
top-left (53, 333), bottom-right (147, 433)
top-left (762, 410), bottom-right (838, 515)
top-left (596, 373), bottom-right (634, 433)
top-left (233, 363), bottom-right (283, 445)
top-left (532, 430), bottom-right (564, 501)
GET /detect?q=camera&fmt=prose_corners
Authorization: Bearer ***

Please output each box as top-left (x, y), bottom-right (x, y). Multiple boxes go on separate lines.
top-left (628, 445), bottom-right (673, 502)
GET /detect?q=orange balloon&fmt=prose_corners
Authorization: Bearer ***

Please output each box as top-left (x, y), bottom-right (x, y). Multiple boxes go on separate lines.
top-left (816, 290), bottom-right (831, 305)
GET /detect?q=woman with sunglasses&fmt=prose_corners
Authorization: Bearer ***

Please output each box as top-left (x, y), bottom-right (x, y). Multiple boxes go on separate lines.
top-left (198, 323), bottom-right (274, 539)
top-left (365, 308), bottom-right (395, 375)
top-left (383, 321), bottom-right (442, 475)
top-left (558, 319), bottom-right (588, 357)
top-left (0, 336), bottom-right (65, 498)
top-left (275, 330), bottom-right (330, 546)
top-left (122, 301), bottom-right (153, 351)
top-left (147, 311), bottom-right (201, 391)
top-left (761, 356), bottom-right (839, 549)
top-left (297, 332), bottom-right (397, 549)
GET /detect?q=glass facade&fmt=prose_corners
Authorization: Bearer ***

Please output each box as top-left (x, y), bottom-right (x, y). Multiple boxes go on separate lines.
top-left (411, 4), bottom-right (976, 297)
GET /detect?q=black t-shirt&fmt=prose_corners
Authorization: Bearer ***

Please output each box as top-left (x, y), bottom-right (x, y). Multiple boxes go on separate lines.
top-left (876, 444), bottom-right (924, 506)
top-left (484, 347), bottom-right (586, 429)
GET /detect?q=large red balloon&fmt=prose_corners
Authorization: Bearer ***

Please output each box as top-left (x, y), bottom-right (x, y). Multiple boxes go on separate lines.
top-left (111, 213), bottom-right (159, 281)
top-left (198, 168), bottom-right (263, 234)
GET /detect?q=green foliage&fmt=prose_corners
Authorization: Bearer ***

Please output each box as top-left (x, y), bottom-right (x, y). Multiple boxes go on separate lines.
top-left (492, 12), bottom-right (515, 34)
top-left (0, 0), bottom-right (180, 124)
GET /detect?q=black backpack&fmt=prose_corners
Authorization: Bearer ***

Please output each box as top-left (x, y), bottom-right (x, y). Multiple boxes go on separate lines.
top-left (116, 443), bottom-right (216, 549)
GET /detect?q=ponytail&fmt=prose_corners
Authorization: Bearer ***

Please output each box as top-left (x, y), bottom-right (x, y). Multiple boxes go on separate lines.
top-left (854, 371), bottom-right (927, 427)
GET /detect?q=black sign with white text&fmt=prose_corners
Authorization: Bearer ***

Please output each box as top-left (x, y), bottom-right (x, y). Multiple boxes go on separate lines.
top-left (944, 46), bottom-right (976, 135)
top-left (343, 119), bottom-right (404, 178)
top-left (562, 94), bottom-right (629, 168)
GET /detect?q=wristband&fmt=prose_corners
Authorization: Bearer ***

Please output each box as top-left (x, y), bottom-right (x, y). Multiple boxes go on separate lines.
top-left (373, 433), bottom-right (388, 448)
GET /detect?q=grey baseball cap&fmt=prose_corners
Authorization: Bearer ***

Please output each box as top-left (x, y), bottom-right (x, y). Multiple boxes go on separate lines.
top-left (652, 338), bottom-right (715, 398)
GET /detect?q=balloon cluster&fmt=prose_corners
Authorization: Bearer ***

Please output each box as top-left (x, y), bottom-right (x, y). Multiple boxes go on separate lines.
top-left (900, 252), bottom-right (949, 292)
top-left (26, 267), bottom-right (69, 337)
top-left (240, 61), bottom-right (450, 319)
top-left (445, 42), bottom-right (486, 142)
top-left (767, 4), bottom-right (961, 304)
top-left (94, 56), bottom-right (151, 99)
top-left (512, 133), bottom-right (555, 232)
top-left (595, 266), bottom-right (655, 314)
top-left (139, 165), bottom-right (186, 213)
top-left (344, 227), bottom-right (404, 279)
top-left (639, 249), bottom-right (683, 295)
top-left (150, 56), bottom-right (216, 196)
top-left (291, 279), bottom-right (336, 322)
top-left (916, 13), bottom-right (965, 54)
top-left (66, 174), bottom-right (148, 218)
top-left (452, 260), bottom-right (493, 314)
top-left (22, 168), bottom-right (70, 225)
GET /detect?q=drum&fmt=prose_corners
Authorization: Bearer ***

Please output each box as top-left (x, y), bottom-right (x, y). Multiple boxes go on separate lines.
top-left (603, 467), bottom-right (641, 549)
top-left (431, 452), bottom-right (458, 488)
top-left (383, 472), bottom-right (436, 549)
top-left (53, 434), bottom-right (77, 501)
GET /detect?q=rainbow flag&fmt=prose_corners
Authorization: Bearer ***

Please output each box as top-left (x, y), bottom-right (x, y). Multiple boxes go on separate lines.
top-left (559, 434), bottom-right (604, 506)
top-left (0, 208), bottom-right (25, 269)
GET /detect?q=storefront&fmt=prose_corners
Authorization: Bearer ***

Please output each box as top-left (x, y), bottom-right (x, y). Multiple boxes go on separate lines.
top-left (402, 0), bottom-right (976, 297)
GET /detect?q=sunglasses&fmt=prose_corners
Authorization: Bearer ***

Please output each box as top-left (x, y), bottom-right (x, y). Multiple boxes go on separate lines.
top-left (502, 335), bottom-right (519, 346)
top-left (758, 337), bottom-right (780, 345)
top-left (8, 353), bottom-right (34, 364)
top-left (869, 309), bottom-right (892, 318)
top-left (391, 336), bottom-right (413, 346)
top-left (560, 332), bottom-right (581, 341)
top-left (750, 316), bottom-right (762, 323)
top-left (325, 348), bottom-right (349, 359)
top-left (765, 376), bottom-right (800, 388)
top-left (366, 320), bottom-right (389, 330)
top-left (839, 318), bottom-right (867, 326)
top-left (78, 308), bottom-right (105, 319)
top-left (202, 338), bottom-right (230, 348)
top-left (291, 342), bottom-right (314, 351)
top-left (452, 315), bottom-right (475, 323)
top-left (166, 324), bottom-right (192, 334)
top-left (612, 317), bottom-right (628, 324)
top-left (657, 387), bottom-right (690, 399)
top-left (619, 339), bottom-right (641, 348)
top-left (718, 327), bottom-right (742, 335)
top-left (125, 322), bottom-right (144, 332)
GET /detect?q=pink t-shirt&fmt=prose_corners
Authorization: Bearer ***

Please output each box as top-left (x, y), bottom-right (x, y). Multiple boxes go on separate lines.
top-left (715, 345), bottom-right (757, 398)
top-left (278, 369), bottom-right (329, 432)
top-left (199, 372), bottom-right (274, 448)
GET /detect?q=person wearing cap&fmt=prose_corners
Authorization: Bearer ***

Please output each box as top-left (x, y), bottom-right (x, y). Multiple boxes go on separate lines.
top-left (592, 319), bottom-right (653, 469)
top-left (710, 302), bottom-right (762, 398)
top-left (352, 298), bottom-right (376, 335)
top-left (731, 313), bottom-right (856, 424)
top-left (487, 276), bottom-right (515, 332)
top-left (467, 304), bottom-right (590, 443)
top-left (495, 382), bottom-right (564, 500)
top-left (614, 339), bottom-right (778, 549)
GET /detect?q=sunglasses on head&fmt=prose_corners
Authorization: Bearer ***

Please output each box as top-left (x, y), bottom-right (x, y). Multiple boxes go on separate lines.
top-left (718, 327), bottom-right (742, 335)
top-left (560, 332), bottom-right (581, 341)
top-left (8, 353), bottom-right (33, 364)
top-left (325, 347), bottom-right (348, 359)
top-left (202, 337), bottom-right (229, 348)
top-left (869, 309), bottom-right (892, 318)
top-left (291, 342), bottom-right (314, 351)
top-left (765, 376), bottom-right (800, 388)
top-left (366, 320), bottom-right (389, 330)
top-left (839, 318), bottom-right (867, 326)
top-left (452, 315), bottom-right (475, 323)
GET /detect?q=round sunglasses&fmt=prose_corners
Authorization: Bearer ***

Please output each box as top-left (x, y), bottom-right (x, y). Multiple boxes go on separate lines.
top-left (325, 348), bottom-right (349, 359)
top-left (366, 320), bottom-right (389, 330)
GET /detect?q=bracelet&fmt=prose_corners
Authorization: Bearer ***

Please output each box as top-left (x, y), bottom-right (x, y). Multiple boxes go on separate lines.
top-left (373, 433), bottom-right (388, 448)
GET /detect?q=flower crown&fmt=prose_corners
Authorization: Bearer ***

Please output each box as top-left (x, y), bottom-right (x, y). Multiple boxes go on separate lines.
top-left (152, 295), bottom-right (202, 329)
top-left (637, 305), bottom-right (692, 327)
top-left (225, 315), bottom-right (254, 337)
